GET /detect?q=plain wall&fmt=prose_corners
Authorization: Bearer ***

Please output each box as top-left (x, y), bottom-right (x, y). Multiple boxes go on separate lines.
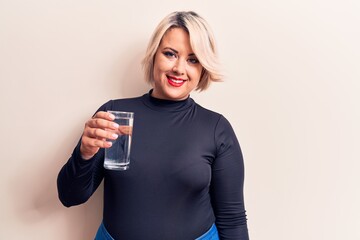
top-left (1, 0), bottom-right (359, 239)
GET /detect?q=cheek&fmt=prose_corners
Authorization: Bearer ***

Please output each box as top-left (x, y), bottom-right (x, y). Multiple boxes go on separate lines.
top-left (187, 66), bottom-right (202, 81)
top-left (154, 59), bottom-right (172, 76)
top-left (153, 59), bottom-right (163, 79)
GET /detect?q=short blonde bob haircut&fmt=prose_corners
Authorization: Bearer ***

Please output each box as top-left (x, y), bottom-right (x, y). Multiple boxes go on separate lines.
top-left (142, 11), bottom-right (222, 91)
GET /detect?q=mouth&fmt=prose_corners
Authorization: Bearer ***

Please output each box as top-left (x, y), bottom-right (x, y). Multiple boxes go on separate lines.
top-left (167, 75), bottom-right (187, 87)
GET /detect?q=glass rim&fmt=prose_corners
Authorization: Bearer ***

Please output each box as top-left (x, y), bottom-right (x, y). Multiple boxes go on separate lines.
top-left (107, 110), bottom-right (134, 117)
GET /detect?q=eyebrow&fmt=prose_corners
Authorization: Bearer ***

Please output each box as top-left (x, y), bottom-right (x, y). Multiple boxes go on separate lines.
top-left (163, 47), bottom-right (196, 57)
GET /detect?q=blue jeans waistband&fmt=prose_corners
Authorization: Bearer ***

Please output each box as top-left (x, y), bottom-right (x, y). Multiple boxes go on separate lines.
top-left (95, 222), bottom-right (114, 240)
top-left (95, 222), bottom-right (219, 240)
top-left (195, 223), bottom-right (219, 240)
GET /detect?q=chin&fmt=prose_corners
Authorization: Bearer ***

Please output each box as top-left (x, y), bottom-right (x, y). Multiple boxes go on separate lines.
top-left (164, 89), bottom-right (188, 101)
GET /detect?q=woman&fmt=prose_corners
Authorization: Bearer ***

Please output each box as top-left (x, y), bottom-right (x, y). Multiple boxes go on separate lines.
top-left (57, 11), bottom-right (249, 240)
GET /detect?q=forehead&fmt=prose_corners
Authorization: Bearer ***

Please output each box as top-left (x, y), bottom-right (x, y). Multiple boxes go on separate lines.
top-left (159, 27), bottom-right (193, 51)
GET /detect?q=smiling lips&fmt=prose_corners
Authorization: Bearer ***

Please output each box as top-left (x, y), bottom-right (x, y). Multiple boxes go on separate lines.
top-left (167, 75), bottom-right (186, 87)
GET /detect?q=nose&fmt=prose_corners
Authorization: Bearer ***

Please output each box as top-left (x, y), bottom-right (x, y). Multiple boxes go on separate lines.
top-left (172, 59), bottom-right (185, 75)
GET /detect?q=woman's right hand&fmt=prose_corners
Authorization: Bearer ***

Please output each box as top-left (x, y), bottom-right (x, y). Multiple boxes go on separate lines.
top-left (80, 111), bottom-right (119, 160)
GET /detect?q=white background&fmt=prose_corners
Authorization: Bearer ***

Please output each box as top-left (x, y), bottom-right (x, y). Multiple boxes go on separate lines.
top-left (1, 0), bottom-right (359, 239)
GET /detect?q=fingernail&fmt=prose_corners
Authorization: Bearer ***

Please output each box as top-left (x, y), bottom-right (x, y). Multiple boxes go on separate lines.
top-left (106, 141), bottom-right (112, 147)
top-left (112, 133), bottom-right (118, 139)
top-left (113, 123), bottom-right (119, 128)
top-left (109, 114), bottom-right (115, 120)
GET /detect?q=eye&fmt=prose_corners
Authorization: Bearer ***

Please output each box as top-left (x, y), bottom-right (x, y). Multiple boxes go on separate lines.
top-left (163, 51), bottom-right (176, 58)
top-left (188, 58), bottom-right (199, 64)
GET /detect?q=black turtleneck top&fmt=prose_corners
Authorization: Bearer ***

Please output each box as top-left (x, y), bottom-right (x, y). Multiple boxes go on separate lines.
top-left (57, 91), bottom-right (249, 240)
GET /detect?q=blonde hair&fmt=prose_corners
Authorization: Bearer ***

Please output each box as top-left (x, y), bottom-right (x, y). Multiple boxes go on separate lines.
top-left (142, 11), bottom-right (222, 91)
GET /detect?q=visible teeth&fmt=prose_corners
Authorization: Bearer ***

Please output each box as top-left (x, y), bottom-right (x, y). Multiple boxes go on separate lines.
top-left (169, 77), bottom-right (183, 83)
top-left (172, 79), bottom-right (183, 83)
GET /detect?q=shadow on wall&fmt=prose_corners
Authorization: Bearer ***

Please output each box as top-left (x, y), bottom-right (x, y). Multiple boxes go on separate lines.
top-left (7, 42), bottom-right (149, 239)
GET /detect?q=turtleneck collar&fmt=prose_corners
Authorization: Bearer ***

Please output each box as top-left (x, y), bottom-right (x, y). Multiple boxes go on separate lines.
top-left (141, 89), bottom-right (194, 112)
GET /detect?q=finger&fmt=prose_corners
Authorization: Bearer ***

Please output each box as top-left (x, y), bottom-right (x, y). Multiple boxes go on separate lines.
top-left (84, 127), bottom-right (118, 140)
top-left (93, 139), bottom-right (112, 148)
top-left (93, 111), bottom-right (116, 121)
top-left (82, 135), bottom-right (113, 148)
top-left (86, 118), bottom-right (119, 130)
top-left (118, 126), bottom-right (133, 135)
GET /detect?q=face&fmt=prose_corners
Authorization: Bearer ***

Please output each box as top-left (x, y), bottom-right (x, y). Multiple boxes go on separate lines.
top-left (152, 27), bottom-right (203, 101)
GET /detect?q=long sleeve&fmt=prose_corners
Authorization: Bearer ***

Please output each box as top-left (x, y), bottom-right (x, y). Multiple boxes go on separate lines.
top-left (210, 116), bottom-right (249, 239)
top-left (56, 93), bottom-right (250, 239)
top-left (57, 142), bottom-right (105, 207)
top-left (57, 101), bottom-right (111, 207)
